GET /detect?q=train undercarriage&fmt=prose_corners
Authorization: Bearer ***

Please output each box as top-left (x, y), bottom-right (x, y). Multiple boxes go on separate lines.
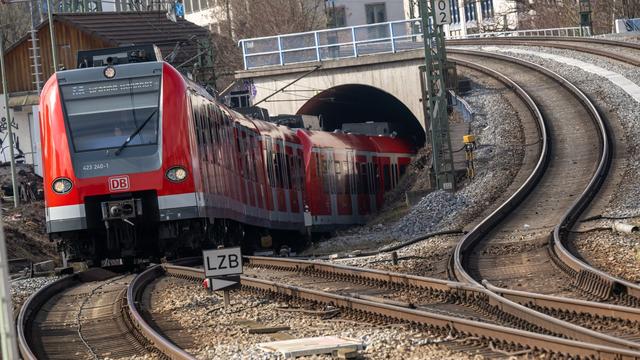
top-left (51, 192), bottom-right (308, 267)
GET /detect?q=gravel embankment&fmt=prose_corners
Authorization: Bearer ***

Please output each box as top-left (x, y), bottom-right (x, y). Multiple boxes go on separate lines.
top-left (10, 275), bottom-right (60, 315)
top-left (305, 75), bottom-right (525, 258)
top-left (465, 44), bottom-right (640, 283)
top-left (149, 277), bottom-right (484, 360)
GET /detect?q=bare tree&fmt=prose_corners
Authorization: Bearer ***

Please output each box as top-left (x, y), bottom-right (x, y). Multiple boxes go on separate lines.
top-left (0, 2), bottom-right (31, 48)
top-left (520, 0), bottom-right (640, 34)
top-left (224, 0), bottom-right (326, 40)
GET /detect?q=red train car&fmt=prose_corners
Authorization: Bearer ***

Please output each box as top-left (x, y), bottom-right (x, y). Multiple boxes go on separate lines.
top-left (39, 46), bottom-right (416, 264)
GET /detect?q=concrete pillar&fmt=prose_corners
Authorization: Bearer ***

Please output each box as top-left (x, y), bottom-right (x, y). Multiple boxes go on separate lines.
top-left (458, 0), bottom-right (467, 36)
top-left (475, 0), bottom-right (484, 32)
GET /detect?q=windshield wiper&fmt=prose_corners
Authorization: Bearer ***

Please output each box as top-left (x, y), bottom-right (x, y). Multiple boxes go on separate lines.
top-left (114, 109), bottom-right (158, 156)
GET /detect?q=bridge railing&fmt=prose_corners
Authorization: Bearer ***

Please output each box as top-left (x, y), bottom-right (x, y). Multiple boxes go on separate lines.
top-left (238, 19), bottom-right (586, 70)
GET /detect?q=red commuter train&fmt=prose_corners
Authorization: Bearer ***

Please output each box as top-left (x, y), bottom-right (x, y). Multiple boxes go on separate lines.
top-left (39, 46), bottom-right (415, 265)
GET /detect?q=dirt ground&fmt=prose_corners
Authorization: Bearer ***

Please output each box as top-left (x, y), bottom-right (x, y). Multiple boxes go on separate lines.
top-left (0, 163), bottom-right (56, 263)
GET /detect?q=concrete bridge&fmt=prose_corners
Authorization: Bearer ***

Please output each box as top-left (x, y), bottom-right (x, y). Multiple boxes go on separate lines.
top-left (235, 49), bottom-right (428, 146)
top-left (234, 20), bottom-right (583, 147)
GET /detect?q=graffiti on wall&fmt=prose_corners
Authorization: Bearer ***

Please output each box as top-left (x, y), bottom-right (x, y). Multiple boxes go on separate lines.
top-left (0, 115), bottom-right (24, 163)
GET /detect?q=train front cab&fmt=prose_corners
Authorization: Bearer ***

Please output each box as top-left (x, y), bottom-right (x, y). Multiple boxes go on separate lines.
top-left (41, 62), bottom-right (198, 264)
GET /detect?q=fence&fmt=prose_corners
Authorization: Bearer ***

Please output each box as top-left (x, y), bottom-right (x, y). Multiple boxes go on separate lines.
top-left (238, 18), bottom-right (587, 70)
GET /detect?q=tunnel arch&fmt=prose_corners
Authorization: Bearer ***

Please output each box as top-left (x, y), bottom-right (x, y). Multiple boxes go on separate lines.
top-left (296, 84), bottom-right (426, 148)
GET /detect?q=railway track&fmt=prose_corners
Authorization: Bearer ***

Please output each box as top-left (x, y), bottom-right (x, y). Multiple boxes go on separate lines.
top-left (448, 37), bottom-right (640, 67)
top-left (160, 262), bottom-right (640, 359)
top-left (448, 49), bottom-right (640, 344)
top-left (17, 263), bottom-right (195, 360)
top-left (17, 269), bottom-right (157, 359)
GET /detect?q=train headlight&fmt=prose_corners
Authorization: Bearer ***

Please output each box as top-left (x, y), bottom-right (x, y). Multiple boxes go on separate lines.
top-left (103, 66), bottom-right (116, 79)
top-left (52, 178), bottom-right (73, 194)
top-left (166, 166), bottom-right (188, 182)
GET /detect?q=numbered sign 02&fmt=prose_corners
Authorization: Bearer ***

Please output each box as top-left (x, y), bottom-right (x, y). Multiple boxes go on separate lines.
top-left (434, 0), bottom-right (452, 25)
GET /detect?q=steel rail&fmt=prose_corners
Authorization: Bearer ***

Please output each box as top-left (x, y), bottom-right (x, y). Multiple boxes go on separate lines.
top-left (16, 259), bottom-right (202, 360)
top-left (246, 255), bottom-right (640, 349)
top-left (451, 49), bottom-right (640, 302)
top-left (164, 264), bottom-right (640, 359)
top-left (448, 38), bottom-right (640, 67)
top-left (446, 49), bottom-right (640, 346)
top-left (452, 36), bottom-right (640, 51)
top-left (127, 264), bottom-right (196, 360)
top-left (17, 275), bottom-right (79, 359)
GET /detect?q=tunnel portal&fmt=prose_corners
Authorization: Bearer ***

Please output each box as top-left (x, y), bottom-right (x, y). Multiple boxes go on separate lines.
top-left (296, 84), bottom-right (426, 148)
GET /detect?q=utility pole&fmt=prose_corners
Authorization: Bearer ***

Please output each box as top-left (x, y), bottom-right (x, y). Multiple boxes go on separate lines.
top-left (45, 0), bottom-right (59, 71)
top-left (419, 0), bottom-right (456, 191)
top-left (0, 30), bottom-right (19, 360)
top-left (0, 32), bottom-right (19, 208)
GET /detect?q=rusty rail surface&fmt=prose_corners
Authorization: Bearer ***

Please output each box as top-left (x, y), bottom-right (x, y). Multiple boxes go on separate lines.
top-left (449, 36), bottom-right (640, 51)
top-left (451, 49), bottom-right (640, 303)
top-left (246, 255), bottom-right (640, 350)
top-left (17, 260), bottom-right (201, 360)
top-left (164, 264), bottom-right (640, 359)
top-left (127, 264), bottom-right (196, 360)
top-left (17, 275), bottom-right (79, 359)
top-left (448, 37), bottom-right (640, 67)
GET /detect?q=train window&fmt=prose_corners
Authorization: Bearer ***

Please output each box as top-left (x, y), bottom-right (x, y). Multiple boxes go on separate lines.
top-left (399, 164), bottom-right (407, 177)
top-left (284, 154), bottom-right (292, 189)
top-left (273, 153), bottom-right (282, 188)
top-left (373, 163), bottom-right (380, 193)
top-left (383, 164), bottom-right (391, 191)
top-left (298, 154), bottom-right (305, 189)
top-left (343, 161), bottom-right (350, 194)
top-left (359, 164), bottom-right (368, 195)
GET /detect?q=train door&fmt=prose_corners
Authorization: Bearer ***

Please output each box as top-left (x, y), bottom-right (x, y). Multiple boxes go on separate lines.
top-left (287, 148), bottom-right (302, 215)
top-left (347, 151), bottom-right (358, 218)
top-left (296, 149), bottom-right (305, 213)
top-left (356, 156), bottom-right (371, 216)
top-left (275, 139), bottom-right (288, 214)
top-left (318, 149), bottom-right (338, 218)
top-left (239, 129), bottom-right (255, 209)
top-left (264, 136), bottom-right (276, 216)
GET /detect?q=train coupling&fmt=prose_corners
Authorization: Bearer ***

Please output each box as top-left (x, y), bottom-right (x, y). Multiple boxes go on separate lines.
top-left (101, 199), bottom-right (143, 221)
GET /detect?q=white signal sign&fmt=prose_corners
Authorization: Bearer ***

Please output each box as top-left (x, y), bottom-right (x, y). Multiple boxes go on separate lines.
top-left (203, 247), bottom-right (243, 277)
top-left (434, 0), bottom-right (452, 25)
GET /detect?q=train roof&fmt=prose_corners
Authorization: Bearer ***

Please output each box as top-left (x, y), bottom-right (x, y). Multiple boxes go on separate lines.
top-left (297, 129), bottom-right (416, 155)
top-left (367, 135), bottom-right (416, 154)
top-left (297, 130), bottom-right (379, 152)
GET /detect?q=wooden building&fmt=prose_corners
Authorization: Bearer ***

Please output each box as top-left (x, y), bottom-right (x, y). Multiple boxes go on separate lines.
top-left (2, 11), bottom-right (211, 94)
top-left (0, 11), bottom-right (211, 173)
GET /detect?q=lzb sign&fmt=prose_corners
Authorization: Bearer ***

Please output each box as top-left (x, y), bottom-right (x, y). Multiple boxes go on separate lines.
top-left (434, 0), bottom-right (452, 25)
top-left (203, 247), bottom-right (243, 277)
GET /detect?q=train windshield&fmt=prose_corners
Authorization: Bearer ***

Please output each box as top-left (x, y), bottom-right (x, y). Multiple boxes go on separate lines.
top-left (60, 75), bottom-right (161, 152)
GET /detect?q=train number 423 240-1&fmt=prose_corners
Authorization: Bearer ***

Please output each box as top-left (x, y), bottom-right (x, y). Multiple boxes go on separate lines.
top-left (82, 162), bottom-right (109, 171)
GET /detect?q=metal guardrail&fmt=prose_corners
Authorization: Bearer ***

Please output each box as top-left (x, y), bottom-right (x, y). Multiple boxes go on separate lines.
top-left (238, 18), bottom-right (587, 70)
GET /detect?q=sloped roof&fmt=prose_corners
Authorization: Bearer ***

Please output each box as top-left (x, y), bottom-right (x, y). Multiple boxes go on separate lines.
top-left (54, 11), bottom-right (211, 66)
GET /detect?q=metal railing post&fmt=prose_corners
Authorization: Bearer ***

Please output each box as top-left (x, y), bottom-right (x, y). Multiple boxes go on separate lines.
top-left (241, 41), bottom-right (248, 70)
top-left (277, 36), bottom-right (284, 65)
top-left (389, 22), bottom-right (396, 53)
top-left (314, 32), bottom-right (320, 62)
top-left (351, 27), bottom-right (358, 57)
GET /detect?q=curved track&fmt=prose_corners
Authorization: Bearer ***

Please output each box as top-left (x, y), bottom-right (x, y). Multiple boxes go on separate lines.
top-left (165, 263), bottom-right (640, 359)
top-left (448, 49), bottom-right (640, 345)
top-left (17, 270), bottom-right (156, 359)
top-left (448, 37), bottom-right (640, 67)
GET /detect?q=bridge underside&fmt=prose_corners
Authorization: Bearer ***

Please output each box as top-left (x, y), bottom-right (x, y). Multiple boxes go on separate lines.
top-left (296, 84), bottom-right (426, 148)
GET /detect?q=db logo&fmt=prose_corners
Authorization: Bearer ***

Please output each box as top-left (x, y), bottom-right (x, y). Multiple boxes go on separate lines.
top-left (108, 175), bottom-right (130, 192)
